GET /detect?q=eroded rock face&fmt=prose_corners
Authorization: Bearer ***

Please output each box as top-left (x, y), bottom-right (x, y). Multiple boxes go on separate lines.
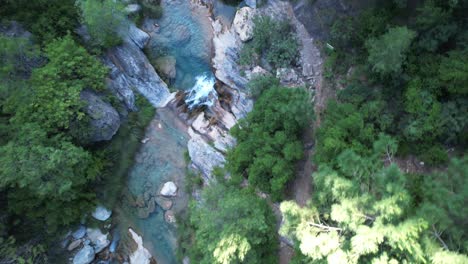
top-left (80, 90), bottom-right (121, 142)
top-left (212, 19), bottom-right (248, 91)
top-left (104, 23), bottom-right (171, 110)
top-left (73, 245), bottom-right (95, 264)
top-left (233, 7), bottom-right (256, 42)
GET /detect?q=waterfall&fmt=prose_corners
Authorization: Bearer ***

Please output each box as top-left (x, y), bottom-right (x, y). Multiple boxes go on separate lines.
top-left (185, 74), bottom-right (218, 109)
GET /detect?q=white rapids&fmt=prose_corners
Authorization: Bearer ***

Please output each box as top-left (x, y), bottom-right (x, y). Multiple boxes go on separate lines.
top-left (185, 74), bottom-right (218, 110)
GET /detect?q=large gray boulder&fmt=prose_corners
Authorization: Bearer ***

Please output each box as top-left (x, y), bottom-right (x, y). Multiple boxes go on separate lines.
top-left (245, 0), bottom-right (257, 8)
top-left (187, 128), bottom-right (226, 183)
top-left (80, 90), bottom-right (120, 142)
top-left (73, 245), bottom-right (95, 264)
top-left (91, 206), bottom-right (112, 221)
top-left (212, 19), bottom-right (248, 91)
top-left (233, 7), bottom-right (256, 42)
top-left (104, 22), bottom-right (170, 110)
top-left (105, 42), bottom-right (171, 108)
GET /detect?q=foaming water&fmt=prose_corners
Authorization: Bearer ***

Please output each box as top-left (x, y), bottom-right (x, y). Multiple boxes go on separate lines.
top-left (185, 74), bottom-right (217, 109)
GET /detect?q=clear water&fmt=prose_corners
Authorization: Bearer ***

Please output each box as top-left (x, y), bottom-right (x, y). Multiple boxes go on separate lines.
top-left (147, 0), bottom-right (214, 91)
top-left (113, 1), bottom-right (241, 263)
top-left (116, 108), bottom-right (189, 264)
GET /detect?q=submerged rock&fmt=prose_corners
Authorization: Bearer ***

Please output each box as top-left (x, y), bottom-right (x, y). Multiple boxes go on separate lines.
top-left (154, 56), bottom-right (177, 80)
top-left (80, 90), bottom-right (121, 142)
top-left (160, 182), bottom-right (178, 197)
top-left (92, 206), bottom-right (112, 221)
top-left (164, 210), bottom-right (176, 223)
top-left (233, 7), bottom-right (256, 42)
top-left (155, 196), bottom-right (173, 210)
top-left (73, 245), bottom-right (95, 264)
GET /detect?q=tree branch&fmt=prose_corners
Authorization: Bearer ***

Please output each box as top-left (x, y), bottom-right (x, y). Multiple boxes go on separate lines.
top-left (432, 224), bottom-right (449, 250)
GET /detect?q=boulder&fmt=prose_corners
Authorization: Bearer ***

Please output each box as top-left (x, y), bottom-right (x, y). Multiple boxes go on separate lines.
top-left (129, 228), bottom-right (153, 264)
top-left (68, 239), bottom-right (83, 251)
top-left (86, 228), bottom-right (110, 253)
top-left (73, 245), bottom-right (95, 264)
top-left (188, 128), bottom-right (226, 182)
top-left (154, 56), bottom-right (177, 80)
top-left (92, 206), bottom-right (112, 221)
top-left (125, 4), bottom-right (142, 15)
top-left (212, 19), bottom-right (248, 91)
top-left (124, 22), bottom-right (150, 49)
top-left (72, 225), bottom-right (87, 240)
top-left (105, 41), bottom-right (171, 108)
top-left (233, 7), bottom-right (256, 42)
top-left (155, 197), bottom-right (173, 210)
top-left (160, 182), bottom-right (177, 197)
top-left (80, 90), bottom-right (121, 142)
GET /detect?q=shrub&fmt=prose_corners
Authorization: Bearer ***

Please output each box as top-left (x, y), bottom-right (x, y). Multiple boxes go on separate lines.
top-left (240, 16), bottom-right (299, 68)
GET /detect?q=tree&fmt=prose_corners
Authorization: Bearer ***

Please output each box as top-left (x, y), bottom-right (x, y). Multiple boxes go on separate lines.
top-left (227, 86), bottom-right (312, 199)
top-left (366, 26), bottom-right (416, 76)
top-left (240, 16), bottom-right (298, 68)
top-left (189, 183), bottom-right (277, 264)
top-left (9, 34), bottom-right (107, 134)
top-left (0, 123), bottom-right (97, 231)
top-left (438, 50), bottom-right (468, 95)
top-left (281, 137), bottom-right (468, 263)
top-left (76, 0), bottom-right (128, 48)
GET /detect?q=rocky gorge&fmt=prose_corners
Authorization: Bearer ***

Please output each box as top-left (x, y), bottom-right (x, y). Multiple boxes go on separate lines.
top-left (63, 0), bottom-right (324, 263)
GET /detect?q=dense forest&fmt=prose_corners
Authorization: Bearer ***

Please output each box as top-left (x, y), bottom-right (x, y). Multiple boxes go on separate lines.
top-left (0, 0), bottom-right (467, 263)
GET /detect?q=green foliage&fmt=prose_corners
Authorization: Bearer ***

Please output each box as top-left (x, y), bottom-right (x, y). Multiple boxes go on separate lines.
top-left (418, 156), bottom-right (468, 252)
top-left (438, 49), bottom-right (468, 95)
top-left (0, 0), bottom-right (79, 44)
top-left (188, 182), bottom-right (277, 264)
top-left (0, 123), bottom-right (97, 231)
top-left (366, 26), bottom-right (416, 76)
top-left (282, 139), bottom-right (468, 262)
top-left (137, 0), bottom-right (163, 19)
top-left (8, 34), bottom-right (107, 134)
top-left (227, 86), bottom-right (312, 199)
top-left (247, 75), bottom-right (280, 98)
top-left (240, 16), bottom-right (298, 68)
top-left (76, 0), bottom-right (128, 48)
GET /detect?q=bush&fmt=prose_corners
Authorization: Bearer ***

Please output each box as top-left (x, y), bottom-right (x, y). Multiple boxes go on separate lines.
top-left (227, 86), bottom-right (312, 200)
top-left (240, 16), bottom-right (299, 68)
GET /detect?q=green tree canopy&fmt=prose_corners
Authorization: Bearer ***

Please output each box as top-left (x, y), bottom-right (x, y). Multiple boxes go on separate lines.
top-left (227, 86), bottom-right (312, 199)
top-left (189, 183), bottom-right (277, 264)
top-left (76, 0), bottom-right (128, 48)
top-left (366, 26), bottom-right (416, 76)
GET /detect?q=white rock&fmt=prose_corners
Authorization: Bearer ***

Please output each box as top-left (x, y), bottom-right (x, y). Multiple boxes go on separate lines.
top-left (160, 181), bottom-right (178, 197)
top-left (86, 228), bottom-right (110, 253)
top-left (92, 206), bottom-right (112, 221)
top-left (129, 228), bottom-right (153, 264)
top-left (125, 4), bottom-right (141, 14)
top-left (73, 245), bottom-right (95, 264)
top-left (233, 7), bottom-right (256, 42)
